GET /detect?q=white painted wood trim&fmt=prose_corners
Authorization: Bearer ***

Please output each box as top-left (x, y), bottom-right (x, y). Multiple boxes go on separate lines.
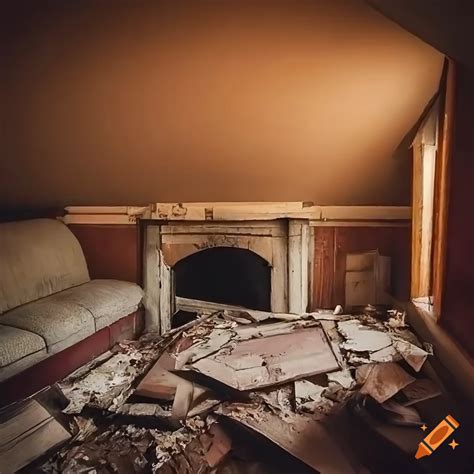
top-left (160, 221), bottom-right (286, 237)
top-left (288, 220), bottom-right (310, 313)
top-left (318, 206), bottom-right (411, 221)
top-left (61, 214), bottom-right (139, 225)
top-left (271, 236), bottom-right (289, 312)
top-left (63, 203), bottom-right (411, 225)
top-left (159, 255), bottom-right (172, 334)
top-left (64, 206), bottom-right (149, 215)
top-left (308, 226), bottom-right (315, 310)
top-left (309, 221), bottom-right (410, 227)
top-left (143, 225), bottom-right (161, 331)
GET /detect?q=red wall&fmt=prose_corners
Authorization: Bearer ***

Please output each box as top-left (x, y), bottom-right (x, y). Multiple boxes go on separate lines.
top-left (68, 224), bottom-right (141, 284)
top-left (441, 64), bottom-right (474, 357)
top-left (312, 225), bottom-right (411, 309)
top-left (68, 222), bottom-right (411, 312)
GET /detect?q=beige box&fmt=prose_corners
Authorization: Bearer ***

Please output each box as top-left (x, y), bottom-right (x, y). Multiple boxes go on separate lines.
top-left (345, 250), bottom-right (391, 307)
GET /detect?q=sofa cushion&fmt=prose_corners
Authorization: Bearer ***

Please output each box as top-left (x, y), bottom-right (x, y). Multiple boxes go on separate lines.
top-left (0, 297), bottom-right (95, 355)
top-left (0, 219), bottom-right (90, 314)
top-left (56, 280), bottom-right (143, 330)
top-left (0, 325), bottom-right (47, 382)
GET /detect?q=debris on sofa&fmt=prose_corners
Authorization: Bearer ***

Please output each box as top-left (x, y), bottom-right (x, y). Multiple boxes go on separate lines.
top-left (29, 302), bottom-right (445, 473)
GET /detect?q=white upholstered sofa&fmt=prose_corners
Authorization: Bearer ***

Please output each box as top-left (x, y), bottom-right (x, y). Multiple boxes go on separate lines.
top-left (0, 219), bottom-right (143, 383)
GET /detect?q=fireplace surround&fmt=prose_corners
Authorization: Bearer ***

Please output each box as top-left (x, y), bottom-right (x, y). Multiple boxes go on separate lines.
top-left (143, 218), bottom-right (311, 333)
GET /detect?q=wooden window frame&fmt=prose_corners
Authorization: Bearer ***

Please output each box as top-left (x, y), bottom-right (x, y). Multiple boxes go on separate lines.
top-left (411, 59), bottom-right (455, 319)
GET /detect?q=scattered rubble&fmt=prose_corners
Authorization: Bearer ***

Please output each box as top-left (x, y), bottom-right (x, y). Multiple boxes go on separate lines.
top-left (356, 362), bottom-right (416, 403)
top-left (12, 302), bottom-right (444, 473)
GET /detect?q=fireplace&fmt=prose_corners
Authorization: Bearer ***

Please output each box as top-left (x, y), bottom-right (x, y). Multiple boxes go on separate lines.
top-left (175, 247), bottom-right (271, 311)
top-left (143, 218), bottom-right (311, 333)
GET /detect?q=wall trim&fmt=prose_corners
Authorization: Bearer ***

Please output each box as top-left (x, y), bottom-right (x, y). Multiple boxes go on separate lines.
top-left (62, 203), bottom-right (411, 225)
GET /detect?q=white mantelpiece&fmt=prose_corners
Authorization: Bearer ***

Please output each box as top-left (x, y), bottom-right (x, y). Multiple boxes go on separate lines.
top-left (62, 202), bottom-right (411, 225)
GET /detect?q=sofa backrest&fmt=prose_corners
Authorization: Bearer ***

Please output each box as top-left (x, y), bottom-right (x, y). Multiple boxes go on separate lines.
top-left (0, 218), bottom-right (90, 314)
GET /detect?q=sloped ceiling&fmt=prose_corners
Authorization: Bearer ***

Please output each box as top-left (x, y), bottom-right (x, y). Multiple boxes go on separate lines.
top-left (368, 0), bottom-right (474, 68)
top-left (1, 0), bottom-right (443, 209)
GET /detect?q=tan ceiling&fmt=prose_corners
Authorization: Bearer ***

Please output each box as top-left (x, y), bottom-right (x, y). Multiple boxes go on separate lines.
top-left (1, 0), bottom-right (444, 209)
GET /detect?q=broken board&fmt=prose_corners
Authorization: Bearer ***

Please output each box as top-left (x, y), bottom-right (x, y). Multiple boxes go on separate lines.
top-left (0, 399), bottom-right (71, 473)
top-left (188, 326), bottom-right (339, 391)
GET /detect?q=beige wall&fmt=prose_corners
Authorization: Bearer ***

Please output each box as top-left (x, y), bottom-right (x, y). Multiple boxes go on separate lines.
top-left (1, 0), bottom-right (443, 209)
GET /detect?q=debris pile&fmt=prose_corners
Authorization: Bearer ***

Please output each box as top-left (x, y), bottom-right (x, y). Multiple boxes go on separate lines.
top-left (34, 302), bottom-right (444, 473)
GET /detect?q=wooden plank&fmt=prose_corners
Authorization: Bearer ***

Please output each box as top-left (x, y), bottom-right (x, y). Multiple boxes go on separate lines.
top-left (65, 206), bottom-right (148, 215)
top-left (310, 221), bottom-right (410, 228)
top-left (307, 226), bottom-right (315, 311)
top-left (271, 235), bottom-right (289, 312)
top-left (411, 98), bottom-right (440, 299)
top-left (432, 60), bottom-right (455, 318)
top-left (419, 143), bottom-right (437, 295)
top-left (0, 400), bottom-right (51, 446)
top-left (191, 327), bottom-right (339, 391)
top-left (288, 221), bottom-right (304, 313)
top-left (301, 223), bottom-right (309, 313)
top-left (63, 204), bottom-right (411, 224)
top-left (160, 222), bottom-right (285, 237)
top-left (62, 214), bottom-right (138, 225)
top-left (0, 400), bottom-right (70, 473)
top-left (160, 253), bottom-right (172, 334)
top-left (439, 64), bottom-right (474, 357)
top-left (143, 225), bottom-right (161, 330)
top-left (319, 206), bottom-right (411, 221)
top-left (411, 141), bottom-right (423, 298)
top-left (312, 227), bottom-right (335, 309)
top-left (175, 296), bottom-right (299, 321)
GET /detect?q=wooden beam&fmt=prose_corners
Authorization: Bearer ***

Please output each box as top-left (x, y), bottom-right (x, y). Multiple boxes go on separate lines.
top-left (143, 225), bottom-right (161, 331)
top-left (432, 60), bottom-right (455, 318)
top-left (411, 98), bottom-right (439, 299)
top-left (63, 203), bottom-right (411, 224)
top-left (319, 206), bottom-right (411, 221)
top-left (312, 227), bottom-right (335, 309)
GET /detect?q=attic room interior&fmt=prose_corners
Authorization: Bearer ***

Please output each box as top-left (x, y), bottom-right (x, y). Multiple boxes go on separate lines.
top-left (1, 0), bottom-right (473, 472)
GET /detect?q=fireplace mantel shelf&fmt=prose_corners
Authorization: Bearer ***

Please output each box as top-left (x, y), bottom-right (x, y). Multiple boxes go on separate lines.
top-left (62, 202), bottom-right (411, 225)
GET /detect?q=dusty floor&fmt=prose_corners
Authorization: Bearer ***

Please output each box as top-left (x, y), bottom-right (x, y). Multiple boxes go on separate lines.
top-left (3, 304), bottom-right (473, 473)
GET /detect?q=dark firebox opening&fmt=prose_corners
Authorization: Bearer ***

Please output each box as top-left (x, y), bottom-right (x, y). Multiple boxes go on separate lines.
top-left (174, 247), bottom-right (271, 311)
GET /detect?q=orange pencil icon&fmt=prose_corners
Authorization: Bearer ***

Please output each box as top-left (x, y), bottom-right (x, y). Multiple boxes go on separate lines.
top-left (415, 414), bottom-right (460, 459)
